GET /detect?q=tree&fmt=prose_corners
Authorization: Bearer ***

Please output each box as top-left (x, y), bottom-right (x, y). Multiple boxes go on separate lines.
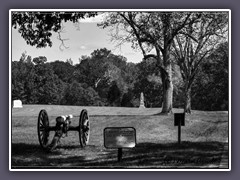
top-left (66, 58), bottom-right (73, 65)
top-left (121, 90), bottom-right (134, 107)
top-left (12, 54), bottom-right (66, 104)
top-left (12, 61), bottom-right (27, 101)
top-left (74, 48), bottom-right (131, 105)
top-left (74, 48), bottom-right (110, 88)
top-left (100, 12), bottom-right (200, 113)
top-left (172, 12), bottom-right (228, 113)
top-left (62, 81), bottom-right (102, 106)
top-left (124, 62), bottom-right (139, 89)
top-left (12, 52), bottom-right (34, 103)
top-left (32, 58), bottom-right (65, 104)
top-left (11, 11), bottom-right (97, 48)
top-left (133, 58), bottom-right (162, 107)
top-left (33, 56), bottom-right (47, 65)
top-left (50, 60), bottom-right (75, 83)
top-left (107, 81), bottom-right (121, 106)
top-left (191, 42), bottom-right (228, 111)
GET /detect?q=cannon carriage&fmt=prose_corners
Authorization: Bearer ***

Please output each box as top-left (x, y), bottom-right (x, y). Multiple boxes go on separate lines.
top-left (37, 109), bottom-right (90, 151)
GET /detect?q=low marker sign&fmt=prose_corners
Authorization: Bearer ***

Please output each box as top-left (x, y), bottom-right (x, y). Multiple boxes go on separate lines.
top-left (174, 113), bottom-right (185, 144)
top-left (104, 127), bottom-right (136, 162)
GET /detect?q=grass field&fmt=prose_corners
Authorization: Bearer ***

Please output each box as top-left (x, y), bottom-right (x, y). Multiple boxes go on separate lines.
top-left (11, 105), bottom-right (229, 169)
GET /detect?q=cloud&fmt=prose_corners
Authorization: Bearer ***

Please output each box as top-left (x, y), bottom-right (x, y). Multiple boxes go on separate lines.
top-left (78, 44), bottom-right (103, 51)
top-left (80, 45), bottom-right (87, 50)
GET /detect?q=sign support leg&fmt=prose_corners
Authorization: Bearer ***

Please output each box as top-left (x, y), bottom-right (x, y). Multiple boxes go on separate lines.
top-left (118, 148), bottom-right (122, 162)
top-left (178, 123), bottom-right (181, 144)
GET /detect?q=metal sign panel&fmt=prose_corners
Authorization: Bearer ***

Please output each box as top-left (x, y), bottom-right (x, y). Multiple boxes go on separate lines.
top-left (174, 113), bottom-right (185, 126)
top-left (104, 127), bottom-right (136, 149)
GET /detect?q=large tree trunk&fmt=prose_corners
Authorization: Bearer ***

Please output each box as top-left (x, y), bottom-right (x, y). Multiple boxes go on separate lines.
top-left (160, 14), bottom-right (174, 114)
top-left (161, 74), bottom-right (173, 114)
top-left (184, 86), bottom-right (192, 114)
top-left (160, 49), bottom-right (173, 114)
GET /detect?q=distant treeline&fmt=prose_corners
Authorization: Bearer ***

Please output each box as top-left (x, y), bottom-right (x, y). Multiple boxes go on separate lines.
top-left (12, 45), bottom-right (228, 111)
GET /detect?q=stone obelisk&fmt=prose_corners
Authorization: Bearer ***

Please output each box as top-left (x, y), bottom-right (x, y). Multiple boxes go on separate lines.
top-left (139, 92), bottom-right (145, 108)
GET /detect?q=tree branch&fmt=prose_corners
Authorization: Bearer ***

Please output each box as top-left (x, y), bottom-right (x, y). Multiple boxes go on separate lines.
top-left (119, 13), bottom-right (148, 57)
top-left (57, 25), bottom-right (69, 51)
top-left (172, 39), bottom-right (182, 59)
top-left (143, 54), bottom-right (158, 60)
top-left (172, 12), bottom-right (192, 38)
top-left (178, 31), bottom-right (198, 43)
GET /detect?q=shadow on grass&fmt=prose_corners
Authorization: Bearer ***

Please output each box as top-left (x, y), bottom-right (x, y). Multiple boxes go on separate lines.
top-left (11, 143), bottom-right (86, 167)
top-left (81, 141), bottom-right (228, 169)
top-left (11, 141), bottom-right (228, 169)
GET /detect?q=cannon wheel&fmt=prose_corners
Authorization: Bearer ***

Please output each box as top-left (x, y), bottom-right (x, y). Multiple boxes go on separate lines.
top-left (37, 109), bottom-right (50, 149)
top-left (79, 109), bottom-right (90, 147)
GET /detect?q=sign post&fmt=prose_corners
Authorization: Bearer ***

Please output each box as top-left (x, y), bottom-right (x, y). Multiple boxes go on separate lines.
top-left (118, 148), bottom-right (123, 162)
top-left (178, 122), bottom-right (181, 144)
top-left (174, 113), bottom-right (185, 145)
top-left (104, 127), bottom-right (136, 162)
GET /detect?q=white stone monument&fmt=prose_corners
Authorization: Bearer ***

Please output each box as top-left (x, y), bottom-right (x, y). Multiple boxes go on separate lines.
top-left (139, 92), bottom-right (145, 108)
top-left (13, 100), bottom-right (23, 108)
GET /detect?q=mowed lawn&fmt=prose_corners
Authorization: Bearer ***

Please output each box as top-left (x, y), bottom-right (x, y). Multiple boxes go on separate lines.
top-left (11, 105), bottom-right (229, 169)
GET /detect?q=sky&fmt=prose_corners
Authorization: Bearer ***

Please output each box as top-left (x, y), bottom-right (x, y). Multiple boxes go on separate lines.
top-left (11, 14), bottom-right (144, 64)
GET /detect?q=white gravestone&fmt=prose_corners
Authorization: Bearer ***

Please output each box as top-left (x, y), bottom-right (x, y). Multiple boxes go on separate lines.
top-left (139, 92), bottom-right (145, 108)
top-left (13, 100), bottom-right (23, 108)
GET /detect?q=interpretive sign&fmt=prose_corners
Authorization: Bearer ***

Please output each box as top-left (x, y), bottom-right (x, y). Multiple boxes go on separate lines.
top-left (174, 113), bottom-right (185, 126)
top-left (104, 127), bottom-right (136, 149)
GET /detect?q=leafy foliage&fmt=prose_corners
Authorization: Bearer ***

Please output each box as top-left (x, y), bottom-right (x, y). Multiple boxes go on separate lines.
top-left (50, 60), bottom-right (75, 83)
top-left (191, 42), bottom-right (228, 111)
top-left (133, 58), bottom-right (162, 107)
top-left (172, 12), bottom-right (228, 113)
top-left (11, 44), bottom-right (228, 110)
top-left (62, 81), bottom-right (102, 106)
top-left (12, 11), bottom-right (97, 48)
top-left (11, 49), bottom-right (139, 107)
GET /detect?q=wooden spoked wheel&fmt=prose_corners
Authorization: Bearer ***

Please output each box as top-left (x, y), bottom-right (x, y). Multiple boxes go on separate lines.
top-left (37, 109), bottom-right (50, 149)
top-left (79, 109), bottom-right (90, 147)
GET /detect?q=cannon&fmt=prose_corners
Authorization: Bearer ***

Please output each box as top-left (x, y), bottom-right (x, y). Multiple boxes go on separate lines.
top-left (37, 109), bottom-right (90, 151)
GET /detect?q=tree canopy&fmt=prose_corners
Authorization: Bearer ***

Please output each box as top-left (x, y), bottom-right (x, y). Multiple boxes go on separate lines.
top-left (12, 11), bottom-right (97, 48)
top-left (99, 12), bottom-right (207, 113)
top-left (172, 12), bottom-right (228, 113)
top-left (12, 46), bottom-right (228, 111)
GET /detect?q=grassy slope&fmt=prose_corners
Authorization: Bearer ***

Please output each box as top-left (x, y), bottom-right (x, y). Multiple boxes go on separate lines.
top-left (11, 105), bottom-right (229, 169)
top-left (12, 104), bottom-right (163, 116)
